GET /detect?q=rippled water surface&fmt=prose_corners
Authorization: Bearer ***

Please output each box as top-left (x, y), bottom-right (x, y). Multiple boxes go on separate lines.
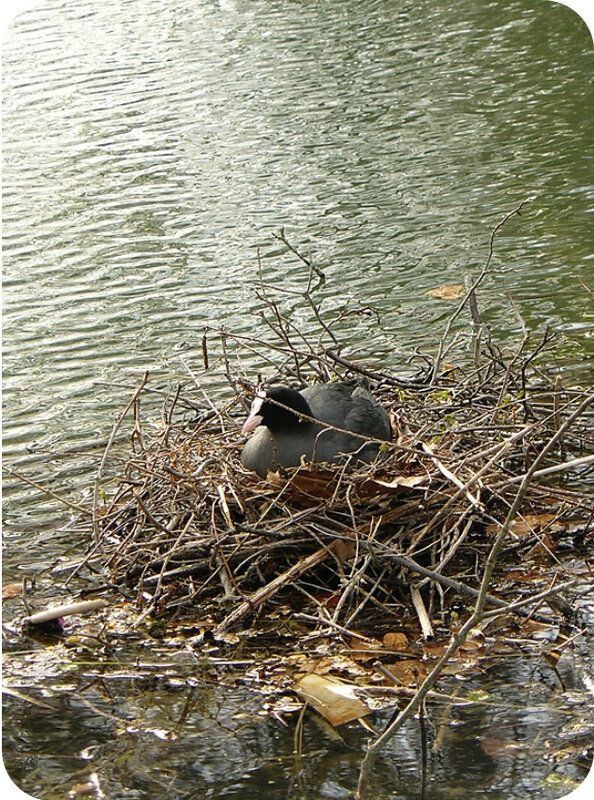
top-left (2, 0), bottom-right (593, 797)
top-left (3, 0), bottom-right (594, 543)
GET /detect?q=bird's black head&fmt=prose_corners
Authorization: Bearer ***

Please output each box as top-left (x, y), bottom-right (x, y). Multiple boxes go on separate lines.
top-left (242, 385), bottom-right (312, 433)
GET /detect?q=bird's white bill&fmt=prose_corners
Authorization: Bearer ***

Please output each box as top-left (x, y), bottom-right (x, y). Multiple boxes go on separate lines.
top-left (241, 394), bottom-right (265, 433)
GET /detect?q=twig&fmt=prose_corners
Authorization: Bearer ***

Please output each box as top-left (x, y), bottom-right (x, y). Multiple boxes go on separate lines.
top-left (93, 372), bottom-right (149, 541)
top-left (489, 452), bottom-right (594, 489)
top-left (5, 467), bottom-right (92, 517)
top-left (430, 197), bottom-right (534, 385)
top-left (213, 543), bottom-right (337, 635)
top-left (410, 586), bottom-right (434, 640)
top-left (356, 389), bottom-right (591, 799)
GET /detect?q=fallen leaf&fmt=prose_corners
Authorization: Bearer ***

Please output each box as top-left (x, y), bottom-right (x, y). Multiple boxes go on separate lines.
top-left (383, 659), bottom-right (427, 686)
top-left (527, 532), bottom-right (557, 558)
top-left (426, 284), bottom-right (465, 300)
top-left (265, 468), bottom-right (338, 502)
top-left (465, 689), bottom-right (491, 702)
top-left (361, 474), bottom-right (427, 495)
top-left (289, 470), bottom-right (336, 499)
top-left (332, 538), bottom-right (357, 563)
top-left (504, 569), bottom-right (540, 583)
top-left (382, 632), bottom-right (409, 650)
top-left (2, 583), bottom-right (23, 599)
top-left (486, 512), bottom-right (562, 539)
top-left (295, 673), bottom-right (370, 726)
top-left (480, 736), bottom-right (525, 758)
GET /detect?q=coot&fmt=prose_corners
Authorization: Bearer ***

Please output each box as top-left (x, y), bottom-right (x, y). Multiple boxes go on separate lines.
top-left (240, 382), bottom-right (391, 477)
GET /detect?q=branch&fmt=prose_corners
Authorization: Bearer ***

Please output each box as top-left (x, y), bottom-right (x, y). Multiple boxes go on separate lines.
top-left (430, 197), bottom-right (535, 384)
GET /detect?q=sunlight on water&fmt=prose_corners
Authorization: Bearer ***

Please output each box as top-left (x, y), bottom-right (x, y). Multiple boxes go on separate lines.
top-left (2, 1), bottom-right (593, 796)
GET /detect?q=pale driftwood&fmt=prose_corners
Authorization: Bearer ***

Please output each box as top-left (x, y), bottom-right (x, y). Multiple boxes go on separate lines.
top-left (410, 586), bottom-right (434, 640)
top-left (23, 599), bottom-right (109, 626)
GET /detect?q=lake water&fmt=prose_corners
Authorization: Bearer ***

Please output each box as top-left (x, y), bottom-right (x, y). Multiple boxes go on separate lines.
top-left (2, 0), bottom-right (593, 797)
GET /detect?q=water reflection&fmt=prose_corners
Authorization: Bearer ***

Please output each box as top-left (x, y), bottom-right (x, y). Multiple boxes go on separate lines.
top-left (3, 652), bottom-right (589, 799)
top-left (3, 0), bottom-right (593, 554)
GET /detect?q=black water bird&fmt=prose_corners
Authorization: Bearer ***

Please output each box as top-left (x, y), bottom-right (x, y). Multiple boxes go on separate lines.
top-left (240, 382), bottom-right (392, 478)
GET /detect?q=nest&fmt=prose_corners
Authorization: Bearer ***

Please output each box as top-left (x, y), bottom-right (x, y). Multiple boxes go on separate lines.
top-left (84, 235), bottom-right (593, 639)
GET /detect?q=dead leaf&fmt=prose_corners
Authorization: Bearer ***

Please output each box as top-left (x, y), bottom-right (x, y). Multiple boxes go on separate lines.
top-left (331, 539), bottom-right (357, 563)
top-left (426, 284), bottom-right (465, 300)
top-left (505, 569), bottom-right (540, 584)
top-left (2, 583), bottom-right (23, 599)
top-left (361, 474), bottom-right (427, 496)
top-left (265, 468), bottom-right (338, 502)
top-left (459, 637), bottom-right (484, 654)
top-left (289, 470), bottom-right (336, 499)
top-left (383, 659), bottom-right (427, 686)
top-left (480, 736), bottom-right (525, 758)
top-left (382, 632), bottom-right (409, 651)
top-left (68, 782), bottom-right (97, 799)
top-left (527, 532), bottom-right (557, 558)
top-left (486, 512), bottom-right (562, 539)
top-left (311, 654), bottom-right (371, 678)
top-left (295, 673), bottom-right (370, 726)
top-left (345, 638), bottom-right (385, 660)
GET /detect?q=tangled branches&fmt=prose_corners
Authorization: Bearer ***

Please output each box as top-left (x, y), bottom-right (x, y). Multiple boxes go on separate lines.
top-left (83, 218), bottom-right (592, 639)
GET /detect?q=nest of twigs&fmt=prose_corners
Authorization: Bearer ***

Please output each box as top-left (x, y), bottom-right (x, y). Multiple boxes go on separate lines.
top-left (85, 228), bottom-right (592, 639)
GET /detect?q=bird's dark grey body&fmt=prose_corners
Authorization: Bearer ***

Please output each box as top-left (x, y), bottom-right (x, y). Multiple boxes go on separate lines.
top-left (240, 383), bottom-right (391, 478)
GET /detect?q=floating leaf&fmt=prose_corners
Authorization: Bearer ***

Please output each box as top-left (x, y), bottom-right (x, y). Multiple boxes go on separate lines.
top-left (295, 673), bottom-right (370, 726)
top-left (2, 583), bottom-right (23, 599)
top-left (465, 689), bottom-right (491, 702)
top-left (486, 512), bottom-right (562, 539)
top-left (427, 390), bottom-right (451, 404)
top-left (480, 736), bottom-right (525, 758)
top-left (383, 659), bottom-right (427, 686)
top-left (426, 284), bottom-right (465, 300)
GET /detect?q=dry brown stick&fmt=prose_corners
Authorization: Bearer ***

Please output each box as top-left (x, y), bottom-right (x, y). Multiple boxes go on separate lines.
top-left (406, 438), bottom-right (514, 552)
top-left (416, 392), bottom-right (588, 529)
top-left (4, 467), bottom-right (92, 517)
top-left (255, 251), bottom-right (327, 364)
top-left (330, 554), bottom-right (373, 625)
top-left (343, 566), bottom-right (392, 629)
top-left (552, 375), bottom-right (567, 459)
top-left (295, 610), bottom-right (378, 643)
top-left (417, 515), bottom-right (475, 588)
top-left (179, 356), bottom-right (228, 435)
top-left (132, 513), bottom-right (195, 627)
top-left (421, 443), bottom-right (483, 509)
top-left (430, 197), bottom-right (534, 385)
top-left (489, 453), bottom-right (594, 489)
top-left (356, 388), bottom-right (591, 800)
top-left (273, 228), bottom-right (324, 280)
top-left (132, 491), bottom-right (179, 536)
top-left (93, 372), bottom-right (149, 542)
top-left (324, 347), bottom-right (428, 389)
top-left (456, 391), bottom-right (588, 470)
top-left (481, 578), bottom-right (582, 620)
top-left (213, 542), bottom-right (339, 635)
top-left (372, 546), bottom-right (555, 623)
top-left (464, 272), bottom-right (484, 370)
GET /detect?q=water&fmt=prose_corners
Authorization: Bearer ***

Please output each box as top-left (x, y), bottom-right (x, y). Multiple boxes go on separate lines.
top-left (2, 0), bottom-right (593, 797)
